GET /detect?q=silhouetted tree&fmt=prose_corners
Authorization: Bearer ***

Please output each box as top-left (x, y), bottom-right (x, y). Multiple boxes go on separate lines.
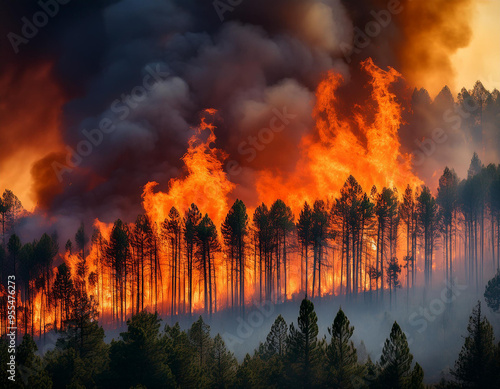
top-left (253, 203), bottom-right (273, 302)
top-left (195, 215), bottom-right (220, 316)
top-left (264, 314), bottom-right (288, 358)
top-left (189, 316), bottom-right (212, 369)
top-left (326, 308), bottom-right (360, 388)
top-left (105, 219), bottom-right (129, 323)
top-left (184, 203), bottom-right (202, 316)
top-left (387, 257), bottom-right (401, 309)
top-left (107, 311), bottom-right (174, 388)
top-left (297, 203), bottom-right (313, 297)
top-left (417, 186), bottom-right (438, 288)
top-left (452, 302), bottom-right (497, 388)
top-left (222, 199), bottom-right (249, 314)
top-left (437, 167), bottom-right (459, 284)
top-left (484, 270), bottom-right (500, 312)
top-left (311, 199), bottom-right (329, 298)
top-left (378, 322), bottom-right (423, 388)
top-left (270, 199), bottom-right (295, 302)
top-left (52, 263), bottom-right (75, 330)
top-left (287, 298), bottom-right (322, 387)
top-left (208, 334), bottom-right (237, 388)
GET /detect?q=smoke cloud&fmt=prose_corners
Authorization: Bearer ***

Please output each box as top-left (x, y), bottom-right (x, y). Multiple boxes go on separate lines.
top-left (0, 0), bottom-right (496, 243)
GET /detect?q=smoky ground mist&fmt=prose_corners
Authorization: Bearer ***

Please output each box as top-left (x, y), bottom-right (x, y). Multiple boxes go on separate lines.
top-left (205, 282), bottom-right (498, 384)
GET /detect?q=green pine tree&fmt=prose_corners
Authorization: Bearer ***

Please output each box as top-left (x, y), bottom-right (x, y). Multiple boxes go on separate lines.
top-left (208, 334), bottom-right (237, 388)
top-left (107, 311), bottom-right (175, 388)
top-left (452, 302), bottom-right (497, 388)
top-left (287, 298), bottom-right (322, 388)
top-left (326, 308), bottom-right (361, 388)
top-left (189, 315), bottom-right (213, 369)
top-left (265, 314), bottom-right (288, 358)
top-left (378, 322), bottom-right (422, 388)
top-left (484, 270), bottom-right (500, 312)
top-left (163, 322), bottom-right (201, 388)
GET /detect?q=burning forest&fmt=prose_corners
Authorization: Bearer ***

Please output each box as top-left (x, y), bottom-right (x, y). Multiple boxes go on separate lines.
top-left (1, 0), bottom-right (500, 388)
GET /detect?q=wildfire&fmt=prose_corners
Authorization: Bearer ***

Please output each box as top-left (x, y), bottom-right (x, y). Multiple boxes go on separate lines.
top-left (257, 58), bottom-right (422, 215)
top-left (142, 109), bottom-right (235, 230)
top-left (7, 59), bottom-right (429, 335)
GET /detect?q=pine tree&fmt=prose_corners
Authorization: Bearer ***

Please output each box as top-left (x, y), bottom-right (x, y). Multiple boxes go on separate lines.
top-left (105, 219), bottom-right (129, 323)
top-left (484, 270), bottom-right (500, 312)
top-left (326, 308), bottom-right (360, 388)
top-left (270, 199), bottom-right (295, 302)
top-left (386, 257), bottom-right (401, 310)
top-left (311, 199), bottom-right (329, 299)
top-left (400, 185), bottom-right (416, 296)
top-left (253, 203), bottom-right (273, 302)
top-left (208, 334), bottom-right (237, 388)
top-left (222, 199), bottom-right (249, 313)
top-left (265, 314), bottom-right (288, 358)
top-left (287, 298), bottom-right (322, 387)
top-left (378, 322), bottom-right (422, 388)
top-left (108, 311), bottom-right (175, 388)
top-left (417, 186), bottom-right (438, 288)
top-left (437, 167), bottom-right (459, 284)
top-left (17, 334), bottom-right (52, 388)
top-left (195, 214), bottom-right (220, 316)
top-left (184, 203), bottom-right (202, 316)
top-left (189, 316), bottom-right (212, 369)
top-left (452, 302), bottom-right (497, 388)
top-left (47, 290), bottom-right (108, 388)
top-left (52, 263), bottom-right (75, 330)
top-left (297, 203), bottom-right (313, 297)
top-left (163, 322), bottom-right (200, 388)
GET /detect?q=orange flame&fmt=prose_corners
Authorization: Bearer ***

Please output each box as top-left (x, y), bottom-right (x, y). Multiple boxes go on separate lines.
top-left (257, 58), bottom-right (422, 214)
top-left (143, 109), bottom-right (235, 229)
top-left (4, 59), bottom-right (428, 336)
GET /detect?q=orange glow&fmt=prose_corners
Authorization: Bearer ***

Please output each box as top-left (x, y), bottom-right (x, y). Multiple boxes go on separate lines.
top-left (142, 109), bottom-right (235, 230)
top-left (0, 63), bottom-right (65, 211)
top-left (4, 60), bottom-right (427, 334)
top-left (257, 58), bottom-right (422, 215)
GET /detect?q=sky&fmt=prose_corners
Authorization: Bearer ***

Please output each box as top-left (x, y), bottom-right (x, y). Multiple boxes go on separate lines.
top-left (452, 0), bottom-right (500, 93)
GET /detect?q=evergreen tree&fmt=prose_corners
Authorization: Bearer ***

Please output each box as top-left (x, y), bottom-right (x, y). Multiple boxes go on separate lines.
top-left (297, 203), bottom-right (313, 297)
top-left (16, 334), bottom-right (52, 388)
top-left (105, 219), bottom-right (129, 323)
top-left (264, 314), bottom-right (288, 358)
top-left (287, 298), bottom-right (322, 387)
top-left (222, 199), bottom-right (249, 313)
top-left (52, 263), bottom-right (75, 330)
top-left (378, 322), bottom-right (422, 388)
top-left (311, 199), bottom-right (330, 298)
top-left (417, 186), bottom-right (438, 288)
top-left (452, 302), bottom-right (497, 388)
top-left (484, 270), bottom-right (500, 312)
top-left (386, 258), bottom-right (402, 309)
top-left (184, 203), bottom-right (202, 316)
top-left (108, 311), bottom-right (175, 388)
top-left (270, 199), bottom-right (295, 302)
top-left (208, 334), bottom-right (237, 388)
top-left (195, 214), bottom-right (221, 316)
top-left (46, 291), bottom-right (108, 388)
top-left (75, 222), bottom-right (88, 288)
top-left (326, 308), bottom-right (360, 388)
top-left (163, 322), bottom-right (200, 388)
top-left (437, 167), bottom-right (459, 283)
top-left (253, 203), bottom-right (274, 303)
top-left (234, 353), bottom-right (259, 389)
top-left (189, 315), bottom-right (212, 369)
